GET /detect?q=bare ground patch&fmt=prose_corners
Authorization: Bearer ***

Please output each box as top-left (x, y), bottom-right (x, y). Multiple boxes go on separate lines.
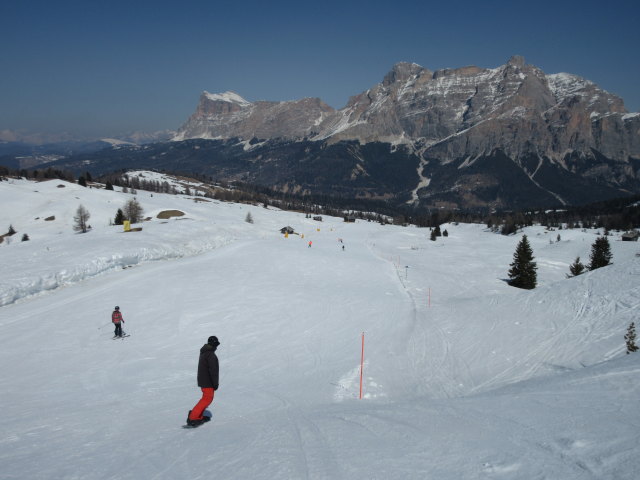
top-left (156, 210), bottom-right (185, 219)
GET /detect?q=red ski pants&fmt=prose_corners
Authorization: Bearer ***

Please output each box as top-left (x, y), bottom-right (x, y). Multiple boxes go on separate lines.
top-left (190, 388), bottom-right (214, 420)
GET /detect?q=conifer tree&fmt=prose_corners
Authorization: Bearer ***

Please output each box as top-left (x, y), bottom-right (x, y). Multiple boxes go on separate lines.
top-left (567, 256), bottom-right (585, 278)
top-left (245, 212), bottom-right (254, 224)
top-left (588, 236), bottom-right (613, 271)
top-left (508, 235), bottom-right (537, 289)
top-left (7, 224), bottom-right (16, 236)
top-left (430, 229), bottom-right (437, 241)
top-left (21, 233), bottom-right (29, 241)
top-left (114, 208), bottom-right (125, 225)
top-left (625, 322), bottom-right (638, 354)
top-left (105, 181), bottom-right (114, 191)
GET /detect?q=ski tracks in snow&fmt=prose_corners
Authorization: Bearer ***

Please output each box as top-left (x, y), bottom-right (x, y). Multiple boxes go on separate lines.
top-left (365, 237), bottom-right (467, 400)
top-left (284, 404), bottom-right (342, 480)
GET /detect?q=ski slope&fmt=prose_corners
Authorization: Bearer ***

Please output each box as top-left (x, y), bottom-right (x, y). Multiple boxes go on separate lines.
top-left (1, 176), bottom-right (639, 479)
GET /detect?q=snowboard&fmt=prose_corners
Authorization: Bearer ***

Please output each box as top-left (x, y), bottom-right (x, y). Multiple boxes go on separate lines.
top-left (183, 413), bottom-right (212, 429)
top-left (112, 334), bottom-right (130, 339)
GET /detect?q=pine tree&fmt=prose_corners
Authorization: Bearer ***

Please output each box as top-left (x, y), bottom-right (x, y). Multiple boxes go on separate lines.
top-left (443, 229), bottom-right (449, 237)
top-left (567, 256), bottom-right (585, 278)
top-left (105, 181), bottom-right (114, 191)
top-left (434, 225), bottom-right (442, 237)
top-left (430, 229), bottom-right (437, 241)
top-left (7, 224), bottom-right (16, 236)
top-left (73, 205), bottom-right (91, 233)
top-left (508, 235), bottom-right (537, 289)
top-left (21, 233), bottom-right (29, 241)
top-left (588, 236), bottom-right (613, 271)
top-left (114, 208), bottom-right (125, 225)
top-left (245, 212), bottom-right (254, 224)
top-left (78, 176), bottom-right (87, 187)
top-left (625, 322), bottom-right (638, 354)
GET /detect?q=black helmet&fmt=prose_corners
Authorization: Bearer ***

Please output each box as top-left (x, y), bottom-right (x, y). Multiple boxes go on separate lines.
top-left (115, 306), bottom-right (120, 310)
top-left (208, 336), bottom-right (220, 347)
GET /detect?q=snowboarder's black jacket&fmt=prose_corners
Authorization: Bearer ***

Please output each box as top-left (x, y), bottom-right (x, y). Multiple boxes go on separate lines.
top-left (197, 344), bottom-right (219, 390)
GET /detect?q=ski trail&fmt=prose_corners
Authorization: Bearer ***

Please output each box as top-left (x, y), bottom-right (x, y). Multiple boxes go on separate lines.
top-left (366, 236), bottom-right (463, 399)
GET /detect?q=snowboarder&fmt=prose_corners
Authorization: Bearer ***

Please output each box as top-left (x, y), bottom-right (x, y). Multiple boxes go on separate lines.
top-left (187, 336), bottom-right (220, 427)
top-left (112, 306), bottom-right (124, 337)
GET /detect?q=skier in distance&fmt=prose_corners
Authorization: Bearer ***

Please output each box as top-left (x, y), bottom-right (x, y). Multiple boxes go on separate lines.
top-left (187, 336), bottom-right (220, 427)
top-left (112, 306), bottom-right (124, 338)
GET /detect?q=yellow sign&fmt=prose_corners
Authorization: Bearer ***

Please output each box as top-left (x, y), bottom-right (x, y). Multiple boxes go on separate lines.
top-left (124, 220), bottom-right (131, 232)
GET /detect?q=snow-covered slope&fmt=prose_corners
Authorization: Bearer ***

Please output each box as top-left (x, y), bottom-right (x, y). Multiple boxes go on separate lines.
top-left (1, 176), bottom-right (639, 479)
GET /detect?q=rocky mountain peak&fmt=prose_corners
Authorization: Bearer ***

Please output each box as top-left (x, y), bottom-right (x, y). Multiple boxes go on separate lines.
top-left (175, 56), bottom-right (638, 167)
top-left (195, 91), bottom-right (251, 117)
top-left (382, 62), bottom-right (428, 86)
top-left (507, 55), bottom-right (526, 68)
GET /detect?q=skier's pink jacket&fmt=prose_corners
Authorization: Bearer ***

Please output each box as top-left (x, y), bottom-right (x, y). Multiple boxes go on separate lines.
top-left (112, 311), bottom-right (123, 324)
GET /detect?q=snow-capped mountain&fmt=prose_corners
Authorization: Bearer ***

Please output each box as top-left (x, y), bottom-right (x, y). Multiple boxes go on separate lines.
top-left (175, 56), bottom-right (639, 165)
top-left (35, 57), bottom-right (640, 210)
top-left (173, 91), bottom-right (334, 141)
top-left (163, 56), bottom-right (640, 209)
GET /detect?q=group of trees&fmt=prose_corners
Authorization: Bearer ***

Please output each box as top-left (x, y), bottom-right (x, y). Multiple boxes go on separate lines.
top-left (507, 233), bottom-right (637, 355)
top-left (73, 198), bottom-right (144, 233)
top-left (429, 225), bottom-right (449, 241)
top-left (100, 172), bottom-right (182, 195)
top-left (566, 236), bottom-right (613, 278)
top-left (508, 235), bottom-right (614, 290)
top-left (4, 163), bottom-right (640, 233)
top-left (0, 165), bottom-right (76, 183)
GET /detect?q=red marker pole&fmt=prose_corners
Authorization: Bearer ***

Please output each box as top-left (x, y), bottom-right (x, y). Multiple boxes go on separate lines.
top-left (359, 332), bottom-right (365, 399)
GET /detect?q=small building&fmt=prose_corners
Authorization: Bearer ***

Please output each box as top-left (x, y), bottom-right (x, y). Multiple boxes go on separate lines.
top-left (313, 216), bottom-right (323, 222)
top-left (344, 216), bottom-right (356, 223)
top-left (280, 226), bottom-right (295, 234)
top-left (621, 231), bottom-right (639, 241)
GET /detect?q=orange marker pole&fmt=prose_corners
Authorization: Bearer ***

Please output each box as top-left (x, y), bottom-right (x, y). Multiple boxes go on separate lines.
top-left (359, 332), bottom-right (365, 399)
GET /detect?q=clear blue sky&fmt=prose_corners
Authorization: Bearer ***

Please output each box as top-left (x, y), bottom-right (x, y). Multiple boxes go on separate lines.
top-left (1, 0), bottom-right (639, 140)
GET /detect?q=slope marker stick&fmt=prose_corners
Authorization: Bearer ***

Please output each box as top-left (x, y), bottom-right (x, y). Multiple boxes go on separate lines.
top-left (359, 332), bottom-right (365, 399)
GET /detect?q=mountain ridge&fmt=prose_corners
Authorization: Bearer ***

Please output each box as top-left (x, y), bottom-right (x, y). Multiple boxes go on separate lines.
top-left (15, 57), bottom-right (640, 210)
top-left (174, 56), bottom-right (638, 167)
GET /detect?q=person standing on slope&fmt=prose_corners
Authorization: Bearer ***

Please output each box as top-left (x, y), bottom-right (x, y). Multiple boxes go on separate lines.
top-left (112, 306), bottom-right (124, 337)
top-left (187, 336), bottom-right (220, 427)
